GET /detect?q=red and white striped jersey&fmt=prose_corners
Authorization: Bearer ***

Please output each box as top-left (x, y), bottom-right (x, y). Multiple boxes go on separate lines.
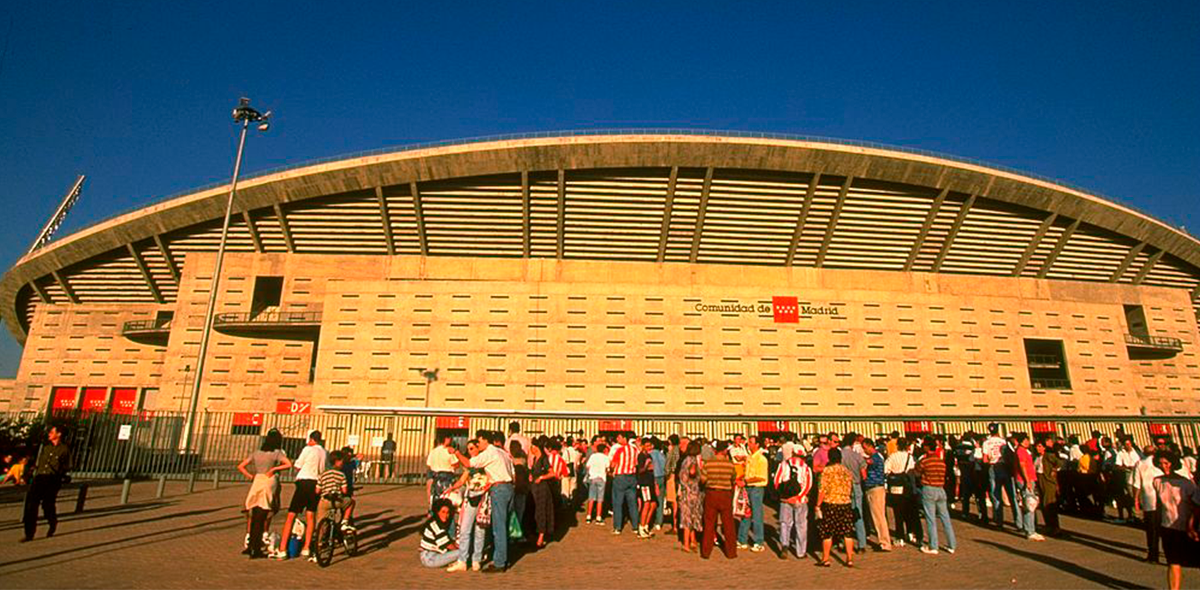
top-left (773, 457), bottom-right (813, 501)
top-left (548, 452), bottom-right (569, 479)
top-left (610, 441), bottom-right (640, 475)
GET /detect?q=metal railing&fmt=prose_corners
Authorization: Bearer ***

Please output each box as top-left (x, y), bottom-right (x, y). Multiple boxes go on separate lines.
top-left (214, 310), bottom-right (322, 327)
top-left (1031, 378), bottom-right (1072, 390)
top-left (121, 318), bottom-right (173, 334)
top-left (1125, 333), bottom-right (1184, 351)
top-left (1026, 355), bottom-right (1063, 368)
top-left (32, 129), bottom-right (1195, 253)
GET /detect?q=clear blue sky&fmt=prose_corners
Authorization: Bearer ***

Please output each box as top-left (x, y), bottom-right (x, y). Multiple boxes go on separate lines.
top-left (0, 2), bottom-right (1197, 376)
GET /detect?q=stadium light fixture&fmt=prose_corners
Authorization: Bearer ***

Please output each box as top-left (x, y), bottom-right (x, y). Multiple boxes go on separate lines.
top-left (182, 98), bottom-right (272, 453)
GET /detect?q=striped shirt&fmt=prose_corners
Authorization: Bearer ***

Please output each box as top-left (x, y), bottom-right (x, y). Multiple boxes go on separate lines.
top-left (318, 468), bottom-right (347, 498)
top-left (915, 454), bottom-right (946, 487)
top-left (700, 455), bottom-right (738, 491)
top-left (773, 457), bottom-right (813, 501)
top-left (547, 452), bottom-right (568, 479)
top-left (420, 520), bottom-right (453, 553)
top-left (610, 441), bottom-right (640, 476)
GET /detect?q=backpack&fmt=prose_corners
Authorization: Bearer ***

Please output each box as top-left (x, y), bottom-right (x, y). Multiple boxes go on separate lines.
top-left (887, 454), bottom-right (915, 496)
top-left (777, 463), bottom-right (803, 499)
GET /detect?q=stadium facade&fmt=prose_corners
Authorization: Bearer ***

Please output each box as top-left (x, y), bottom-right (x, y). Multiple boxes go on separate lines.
top-left (2, 132), bottom-right (1199, 442)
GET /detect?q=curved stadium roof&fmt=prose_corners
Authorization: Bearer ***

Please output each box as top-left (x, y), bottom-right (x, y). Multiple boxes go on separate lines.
top-left (4, 131), bottom-right (1199, 343)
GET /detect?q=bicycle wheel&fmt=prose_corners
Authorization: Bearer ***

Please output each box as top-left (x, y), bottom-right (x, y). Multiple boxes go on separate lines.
top-left (342, 527), bottom-right (358, 557)
top-left (315, 520), bottom-right (335, 567)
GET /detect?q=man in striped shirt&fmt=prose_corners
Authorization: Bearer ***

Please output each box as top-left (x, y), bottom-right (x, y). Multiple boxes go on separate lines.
top-left (609, 431), bottom-right (641, 534)
top-left (774, 444), bottom-right (813, 559)
top-left (700, 442), bottom-right (739, 559)
top-left (916, 439), bottom-right (957, 555)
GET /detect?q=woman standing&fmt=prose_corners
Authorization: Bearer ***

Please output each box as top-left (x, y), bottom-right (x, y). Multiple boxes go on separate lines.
top-left (816, 447), bottom-right (856, 567)
top-left (677, 440), bottom-right (704, 552)
top-left (1036, 438), bottom-right (1062, 537)
top-left (510, 440), bottom-right (530, 543)
top-left (529, 437), bottom-right (559, 548)
top-left (236, 429), bottom-right (292, 559)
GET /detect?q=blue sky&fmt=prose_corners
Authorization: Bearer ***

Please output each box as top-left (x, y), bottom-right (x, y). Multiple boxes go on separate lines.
top-left (0, 1), bottom-right (1197, 376)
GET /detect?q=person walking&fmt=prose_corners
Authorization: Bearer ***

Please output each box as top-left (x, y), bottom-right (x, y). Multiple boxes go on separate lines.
top-left (862, 438), bottom-right (892, 551)
top-left (775, 443), bottom-right (813, 560)
top-left (1152, 450), bottom-right (1200, 590)
top-left (916, 439), bottom-right (956, 555)
top-left (815, 448), bottom-right (856, 567)
top-left (21, 425), bottom-right (71, 542)
top-left (236, 428), bottom-right (292, 558)
top-left (736, 436), bottom-right (768, 552)
top-left (678, 440), bottom-right (704, 553)
top-left (699, 442), bottom-right (738, 560)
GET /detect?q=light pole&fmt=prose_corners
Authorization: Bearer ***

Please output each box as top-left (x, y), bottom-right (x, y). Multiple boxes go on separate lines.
top-left (182, 98), bottom-right (272, 453)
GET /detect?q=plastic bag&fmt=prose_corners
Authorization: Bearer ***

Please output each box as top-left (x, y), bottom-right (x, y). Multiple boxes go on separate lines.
top-left (733, 487), bottom-right (751, 519)
top-left (508, 511), bottom-right (524, 540)
top-left (1024, 488), bottom-right (1039, 513)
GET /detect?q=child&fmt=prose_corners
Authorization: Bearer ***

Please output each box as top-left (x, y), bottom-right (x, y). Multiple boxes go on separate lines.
top-left (636, 438), bottom-right (658, 538)
top-left (419, 498), bottom-right (460, 568)
top-left (585, 443), bottom-right (610, 524)
top-left (318, 451), bottom-right (357, 535)
top-left (2, 455), bottom-right (28, 486)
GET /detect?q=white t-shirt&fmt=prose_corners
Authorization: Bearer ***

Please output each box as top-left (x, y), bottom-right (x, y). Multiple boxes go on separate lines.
top-left (1132, 456), bottom-right (1164, 510)
top-left (562, 446), bottom-right (581, 470)
top-left (470, 445), bottom-right (514, 483)
top-left (294, 444), bottom-right (327, 481)
top-left (982, 436), bottom-right (1005, 464)
top-left (586, 452), bottom-right (611, 481)
top-left (426, 446), bottom-right (459, 473)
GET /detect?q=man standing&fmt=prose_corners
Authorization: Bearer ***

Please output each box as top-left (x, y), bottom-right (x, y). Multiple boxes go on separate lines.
top-left (22, 425), bottom-right (71, 542)
top-left (450, 430), bottom-right (514, 573)
top-left (1115, 438), bottom-right (1141, 523)
top-left (506, 422), bottom-right (530, 462)
top-left (982, 424), bottom-right (1020, 532)
top-left (1132, 442), bottom-right (1165, 563)
top-left (840, 433), bottom-right (869, 549)
top-left (774, 444), bottom-right (813, 559)
top-left (561, 436), bottom-right (581, 510)
top-left (700, 441), bottom-right (738, 559)
top-left (736, 436), bottom-right (768, 552)
top-left (862, 438), bottom-right (892, 551)
top-left (916, 439), bottom-right (956, 555)
top-left (608, 431), bottom-right (640, 535)
top-left (379, 434), bottom-right (396, 480)
top-left (274, 430), bottom-right (327, 561)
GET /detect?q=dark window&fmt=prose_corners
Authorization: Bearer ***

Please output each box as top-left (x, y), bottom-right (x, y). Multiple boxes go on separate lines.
top-left (1025, 339), bottom-right (1071, 390)
top-left (1124, 304), bottom-right (1149, 337)
top-left (252, 276), bottom-right (284, 315)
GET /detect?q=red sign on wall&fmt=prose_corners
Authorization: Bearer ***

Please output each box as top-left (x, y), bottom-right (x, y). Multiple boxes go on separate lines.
top-left (110, 388), bottom-right (139, 415)
top-left (772, 296), bottom-right (799, 324)
top-left (904, 420), bottom-right (933, 434)
top-left (51, 387), bottom-right (78, 411)
top-left (757, 420), bottom-right (790, 433)
top-left (435, 416), bottom-right (470, 430)
top-left (598, 419), bottom-right (633, 432)
top-left (276, 400), bottom-right (312, 415)
top-left (1032, 421), bottom-right (1057, 434)
top-left (232, 413), bottom-right (264, 427)
top-left (1149, 423), bottom-right (1173, 437)
top-left (81, 387), bottom-right (108, 413)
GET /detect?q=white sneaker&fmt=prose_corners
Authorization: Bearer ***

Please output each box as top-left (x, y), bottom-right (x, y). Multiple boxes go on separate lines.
top-left (595, 519), bottom-right (605, 526)
top-left (654, 525), bottom-right (662, 531)
top-left (300, 548), bottom-right (310, 557)
top-left (737, 542), bottom-right (750, 550)
top-left (471, 562), bottom-right (481, 572)
top-left (270, 550), bottom-right (288, 560)
top-left (1028, 533), bottom-right (1046, 541)
top-left (612, 529), bottom-right (622, 535)
top-left (945, 547), bottom-right (956, 554)
top-left (895, 539), bottom-right (905, 547)
top-left (307, 555), bottom-right (318, 563)
top-left (586, 517), bottom-right (593, 523)
top-left (750, 544), bottom-right (765, 553)
top-left (243, 534), bottom-right (250, 549)
top-left (341, 523), bottom-right (357, 533)
top-left (920, 547), bottom-right (939, 555)
top-left (446, 561), bottom-right (467, 573)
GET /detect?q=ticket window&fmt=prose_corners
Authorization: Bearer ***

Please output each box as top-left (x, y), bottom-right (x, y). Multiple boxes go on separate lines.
top-left (436, 429), bottom-right (470, 454)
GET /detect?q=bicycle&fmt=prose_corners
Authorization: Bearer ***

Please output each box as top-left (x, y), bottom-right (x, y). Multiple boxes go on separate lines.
top-left (314, 496), bottom-right (358, 567)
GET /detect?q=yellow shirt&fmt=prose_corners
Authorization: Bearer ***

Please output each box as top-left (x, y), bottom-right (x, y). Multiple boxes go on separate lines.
top-left (5, 462), bottom-right (25, 484)
top-left (745, 449), bottom-right (768, 487)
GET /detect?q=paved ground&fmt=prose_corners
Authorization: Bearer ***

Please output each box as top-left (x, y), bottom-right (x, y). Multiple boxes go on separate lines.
top-left (0, 480), bottom-right (1188, 589)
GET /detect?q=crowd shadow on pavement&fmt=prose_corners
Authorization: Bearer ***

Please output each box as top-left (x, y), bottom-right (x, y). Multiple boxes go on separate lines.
top-left (973, 539), bottom-right (1151, 590)
top-left (355, 511), bottom-right (424, 556)
top-left (0, 500), bottom-right (175, 532)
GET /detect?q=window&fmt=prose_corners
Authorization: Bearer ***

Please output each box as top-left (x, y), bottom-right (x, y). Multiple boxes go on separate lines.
top-left (1124, 304), bottom-right (1148, 336)
top-left (252, 276), bottom-right (284, 315)
top-left (1025, 339), bottom-right (1071, 390)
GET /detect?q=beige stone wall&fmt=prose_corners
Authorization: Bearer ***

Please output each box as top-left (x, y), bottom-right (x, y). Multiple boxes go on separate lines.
top-left (7, 253), bottom-right (1199, 417)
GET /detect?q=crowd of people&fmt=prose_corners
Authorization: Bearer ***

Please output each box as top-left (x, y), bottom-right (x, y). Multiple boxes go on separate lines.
top-left (415, 421), bottom-right (1200, 589)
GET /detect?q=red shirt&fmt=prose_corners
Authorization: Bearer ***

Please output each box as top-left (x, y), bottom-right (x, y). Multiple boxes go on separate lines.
top-left (610, 441), bottom-right (639, 475)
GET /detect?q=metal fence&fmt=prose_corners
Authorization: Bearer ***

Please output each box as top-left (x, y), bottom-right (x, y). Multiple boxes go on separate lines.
top-left (3, 410), bottom-right (1198, 483)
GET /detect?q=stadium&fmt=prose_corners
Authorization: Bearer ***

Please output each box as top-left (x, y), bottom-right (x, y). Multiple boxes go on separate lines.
top-left (2, 131), bottom-right (1199, 465)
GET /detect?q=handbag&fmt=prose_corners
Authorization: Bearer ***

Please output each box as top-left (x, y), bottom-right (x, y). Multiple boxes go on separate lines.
top-left (476, 491), bottom-right (492, 527)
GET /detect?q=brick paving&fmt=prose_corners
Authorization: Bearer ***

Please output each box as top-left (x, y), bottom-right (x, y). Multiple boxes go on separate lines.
top-left (0, 481), bottom-right (1185, 589)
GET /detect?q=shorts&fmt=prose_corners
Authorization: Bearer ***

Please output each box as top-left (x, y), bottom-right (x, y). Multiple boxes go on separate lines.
top-left (638, 484), bottom-right (658, 504)
top-left (1162, 528), bottom-right (1200, 568)
top-left (288, 479), bottom-right (320, 514)
top-left (588, 480), bottom-right (605, 501)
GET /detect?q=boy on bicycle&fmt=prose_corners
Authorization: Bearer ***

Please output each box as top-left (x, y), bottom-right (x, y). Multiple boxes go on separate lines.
top-left (318, 451), bottom-right (357, 533)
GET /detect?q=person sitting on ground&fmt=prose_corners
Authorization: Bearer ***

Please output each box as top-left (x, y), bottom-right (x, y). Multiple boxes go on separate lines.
top-left (419, 498), bottom-right (461, 568)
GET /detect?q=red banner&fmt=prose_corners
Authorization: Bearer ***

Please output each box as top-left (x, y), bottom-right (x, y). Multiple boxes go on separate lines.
top-left (275, 400), bottom-right (312, 415)
top-left (904, 420), bottom-right (933, 434)
top-left (772, 296), bottom-right (799, 323)
top-left (50, 387), bottom-right (78, 411)
top-left (598, 419), bottom-right (633, 432)
top-left (1032, 421), bottom-right (1057, 434)
top-left (1149, 423), bottom-right (1173, 437)
top-left (81, 387), bottom-right (108, 413)
top-left (435, 416), bottom-right (470, 430)
top-left (232, 412), bottom-right (263, 427)
top-left (110, 388), bottom-right (139, 415)
top-left (757, 420), bottom-right (790, 433)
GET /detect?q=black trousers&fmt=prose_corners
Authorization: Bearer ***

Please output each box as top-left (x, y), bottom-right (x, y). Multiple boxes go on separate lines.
top-left (1143, 509), bottom-right (1161, 561)
top-left (248, 507), bottom-right (269, 556)
top-left (23, 475), bottom-right (62, 540)
top-left (1041, 498), bottom-right (1061, 534)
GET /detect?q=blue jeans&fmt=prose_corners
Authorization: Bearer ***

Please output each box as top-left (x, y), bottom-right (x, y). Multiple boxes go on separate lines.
top-left (921, 486), bottom-right (956, 551)
top-left (778, 501), bottom-right (808, 556)
top-left (456, 500), bottom-right (486, 566)
top-left (1016, 482), bottom-right (1037, 536)
top-left (488, 483), bottom-right (514, 568)
top-left (851, 483), bottom-right (867, 547)
top-left (989, 467), bottom-right (1022, 532)
top-left (654, 476), bottom-right (666, 526)
top-left (612, 475), bottom-right (638, 532)
top-left (737, 486), bottom-right (766, 545)
top-left (421, 549), bottom-right (459, 568)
